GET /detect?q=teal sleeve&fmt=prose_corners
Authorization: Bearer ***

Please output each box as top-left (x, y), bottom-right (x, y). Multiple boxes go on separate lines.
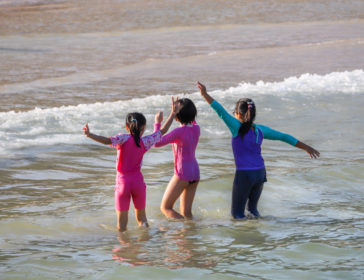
top-left (255, 124), bottom-right (298, 146)
top-left (210, 100), bottom-right (241, 137)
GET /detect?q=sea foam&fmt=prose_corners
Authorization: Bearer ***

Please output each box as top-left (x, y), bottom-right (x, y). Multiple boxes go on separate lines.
top-left (0, 70), bottom-right (363, 156)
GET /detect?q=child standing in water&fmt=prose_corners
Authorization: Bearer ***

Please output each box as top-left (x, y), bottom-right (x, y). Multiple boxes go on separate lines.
top-left (153, 98), bottom-right (200, 220)
top-left (197, 82), bottom-right (320, 219)
top-left (83, 97), bottom-right (181, 231)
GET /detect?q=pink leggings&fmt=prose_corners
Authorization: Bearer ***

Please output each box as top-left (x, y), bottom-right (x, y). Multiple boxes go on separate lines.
top-left (114, 173), bottom-right (146, 211)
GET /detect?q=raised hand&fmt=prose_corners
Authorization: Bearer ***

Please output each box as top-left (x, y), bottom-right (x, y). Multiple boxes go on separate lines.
top-left (196, 81), bottom-right (213, 104)
top-left (159, 96), bottom-right (181, 135)
top-left (172, 96), bottom-right (182, 115)
top-left (155, 111), bottom-right (163, 123)
top-left (83, 123), bottom-right (111, 145)
top-left (83, 123), bottom-right (90, 137)
top-left (196, 81), bottom-right (207, 95)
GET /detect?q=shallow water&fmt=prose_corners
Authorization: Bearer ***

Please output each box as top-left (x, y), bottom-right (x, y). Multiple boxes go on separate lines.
top-left (1, 0), bottom-right (364, 279)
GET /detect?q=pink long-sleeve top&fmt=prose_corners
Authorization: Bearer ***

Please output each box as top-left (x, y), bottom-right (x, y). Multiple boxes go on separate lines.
top-left (154, 122), bottom-right (200, 181)
top-left (109, 131), bottom-right (162, 177)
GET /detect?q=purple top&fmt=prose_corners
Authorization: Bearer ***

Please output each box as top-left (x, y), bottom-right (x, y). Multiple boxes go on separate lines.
top-left (154, 122), bottom-right (200, 181)
top-left (210, 100), bottom-right (298, 171)
top-left (232, 128), bottom-right (265, 170)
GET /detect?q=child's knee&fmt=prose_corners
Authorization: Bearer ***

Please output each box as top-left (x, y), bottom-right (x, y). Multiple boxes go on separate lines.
top-left (160, 204), bottom-right (167, 213)
top-left (160, 203), bottom-right (171, 212)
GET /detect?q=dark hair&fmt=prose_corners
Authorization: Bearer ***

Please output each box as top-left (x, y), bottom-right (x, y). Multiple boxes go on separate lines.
top-left (234, 98), bottom-right (256, 140)
top-left (175, 98), bottom-right (197, 125)
top-left (125, 112), bottom-right (146, 147)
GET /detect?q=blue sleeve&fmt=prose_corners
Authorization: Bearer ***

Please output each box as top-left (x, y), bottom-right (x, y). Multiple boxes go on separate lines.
top-left (210, 100), bottom-right (241, 137)
top-left (255, 124), bottom-right (298, 146)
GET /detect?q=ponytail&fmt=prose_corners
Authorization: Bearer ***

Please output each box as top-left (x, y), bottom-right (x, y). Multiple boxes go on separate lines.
top-left (234, 98), bottom-right (256, 140)
top-left (126, 112), bottom-right (146, 147)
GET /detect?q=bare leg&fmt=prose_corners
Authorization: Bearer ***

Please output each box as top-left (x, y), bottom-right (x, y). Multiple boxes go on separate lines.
top-left (116, 210), bottom-right (128, 232)
top-left (160, 175), bottom-right (189, 219)
top-left (180, 181), bottom-right (199, 219)
top-left (135, 208), bottom-right (149, 228)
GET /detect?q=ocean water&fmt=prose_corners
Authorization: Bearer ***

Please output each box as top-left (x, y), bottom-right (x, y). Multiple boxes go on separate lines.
top-left (0, 0), bottom-right (364, 279)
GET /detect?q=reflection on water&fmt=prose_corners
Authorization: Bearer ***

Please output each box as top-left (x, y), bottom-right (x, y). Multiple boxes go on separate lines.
top-left (0, 203), bottom-right (362, 278)
top-left (108, 215), bottom-right (364, 277)
top-left (112, 223), bottom-right (219, 269)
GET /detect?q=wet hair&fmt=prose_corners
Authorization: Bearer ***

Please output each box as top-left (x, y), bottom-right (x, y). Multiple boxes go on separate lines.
top-left (175, 98), bottom-right (197, 125)
top-left (125, 112), bottom-right (146, 147)
top-left (234, 98), bottom-right (256, 140)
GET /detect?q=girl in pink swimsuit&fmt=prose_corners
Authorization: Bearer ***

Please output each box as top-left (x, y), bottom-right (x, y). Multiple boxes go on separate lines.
top-left (83, 98), bottom-right (181, 231)
top-left (154, 98), bottom-right (200, 219)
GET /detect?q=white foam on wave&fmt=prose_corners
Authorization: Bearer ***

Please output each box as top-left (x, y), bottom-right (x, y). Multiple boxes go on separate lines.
top-left (0, 70), bottom-right (363, 156)
top-left (0, 94), bottom-right (176, 156)
top-left (218, 69), bottom-right (364, 97)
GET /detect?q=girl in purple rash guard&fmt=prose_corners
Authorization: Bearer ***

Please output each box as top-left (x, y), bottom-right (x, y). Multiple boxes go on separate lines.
top-left (197, 82), bottom-right (320, 219)
top-left (153, 98), bottom-right (200, 220)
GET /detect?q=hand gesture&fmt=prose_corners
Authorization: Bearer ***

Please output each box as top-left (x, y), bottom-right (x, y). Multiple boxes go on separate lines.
top-left (296, 141), bottom-right (320, 159)
top-left (304, 145), bottom-right (320, 159)
top-left (155, 111), bottom-right (163, 123)
top-left (196, 81), bottom-right (213, 104)
top-left (171, 96), bottom-right (182, 115)
top-left (83, 123), bottom-right (90, 137)
top-left (196, 81), bottom-right (207, 95)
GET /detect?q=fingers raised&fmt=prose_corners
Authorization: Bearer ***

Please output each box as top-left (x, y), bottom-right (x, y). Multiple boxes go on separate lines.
top-left (83, 123), bottom-right (89, 135)
top-left (196, 81), bottom-right (206, 93)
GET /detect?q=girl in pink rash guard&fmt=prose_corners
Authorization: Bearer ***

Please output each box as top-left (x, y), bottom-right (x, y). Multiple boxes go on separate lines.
top-left (154, 98), bottom-right (200, 220)
top-left (83, 97), bottom-right (181, 232)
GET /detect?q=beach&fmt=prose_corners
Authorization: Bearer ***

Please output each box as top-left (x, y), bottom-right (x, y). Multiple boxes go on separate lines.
top-left (0, 0), bottom-right (364, 279)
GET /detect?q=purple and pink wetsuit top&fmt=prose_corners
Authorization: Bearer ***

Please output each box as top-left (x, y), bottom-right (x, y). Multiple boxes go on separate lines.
top-left (154, 121), bottom-right (200, 182)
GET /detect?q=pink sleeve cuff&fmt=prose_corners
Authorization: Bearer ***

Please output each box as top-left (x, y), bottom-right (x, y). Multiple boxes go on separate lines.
top-left (154, 122), bottom-right (161, 132)
top-left (142, 130), bottom-right (162, 151)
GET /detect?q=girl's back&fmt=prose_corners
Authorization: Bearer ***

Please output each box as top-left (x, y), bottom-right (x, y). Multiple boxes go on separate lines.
top-left (172, 123), bottom-right (199, 160)
top-left (154, 122), bottom-right (200, 181)
top-left (172, 123), bottom-right (200, 180)
top-left (110, 132), bottom-right (162, 175)
top-left (153, 97), bottom-right (200, 220)
top-left (232, 128), bottom-right (264, 170)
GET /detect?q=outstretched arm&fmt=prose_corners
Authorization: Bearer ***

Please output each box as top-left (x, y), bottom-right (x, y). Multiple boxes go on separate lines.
top-left (153, 122), bottom-right (181, 147)
top-left (197, 81), bottom-right (214, 104)
top-left (83, 123), bottom-right (112, 145)
top-left (255, 124), bottom-right (298, 146)
top-left (295, 141), bottom-right (320, 159)
top-left (256, 124), bottom-right (320, 159)
top-left (197, 81), bottom-right (241, 137)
